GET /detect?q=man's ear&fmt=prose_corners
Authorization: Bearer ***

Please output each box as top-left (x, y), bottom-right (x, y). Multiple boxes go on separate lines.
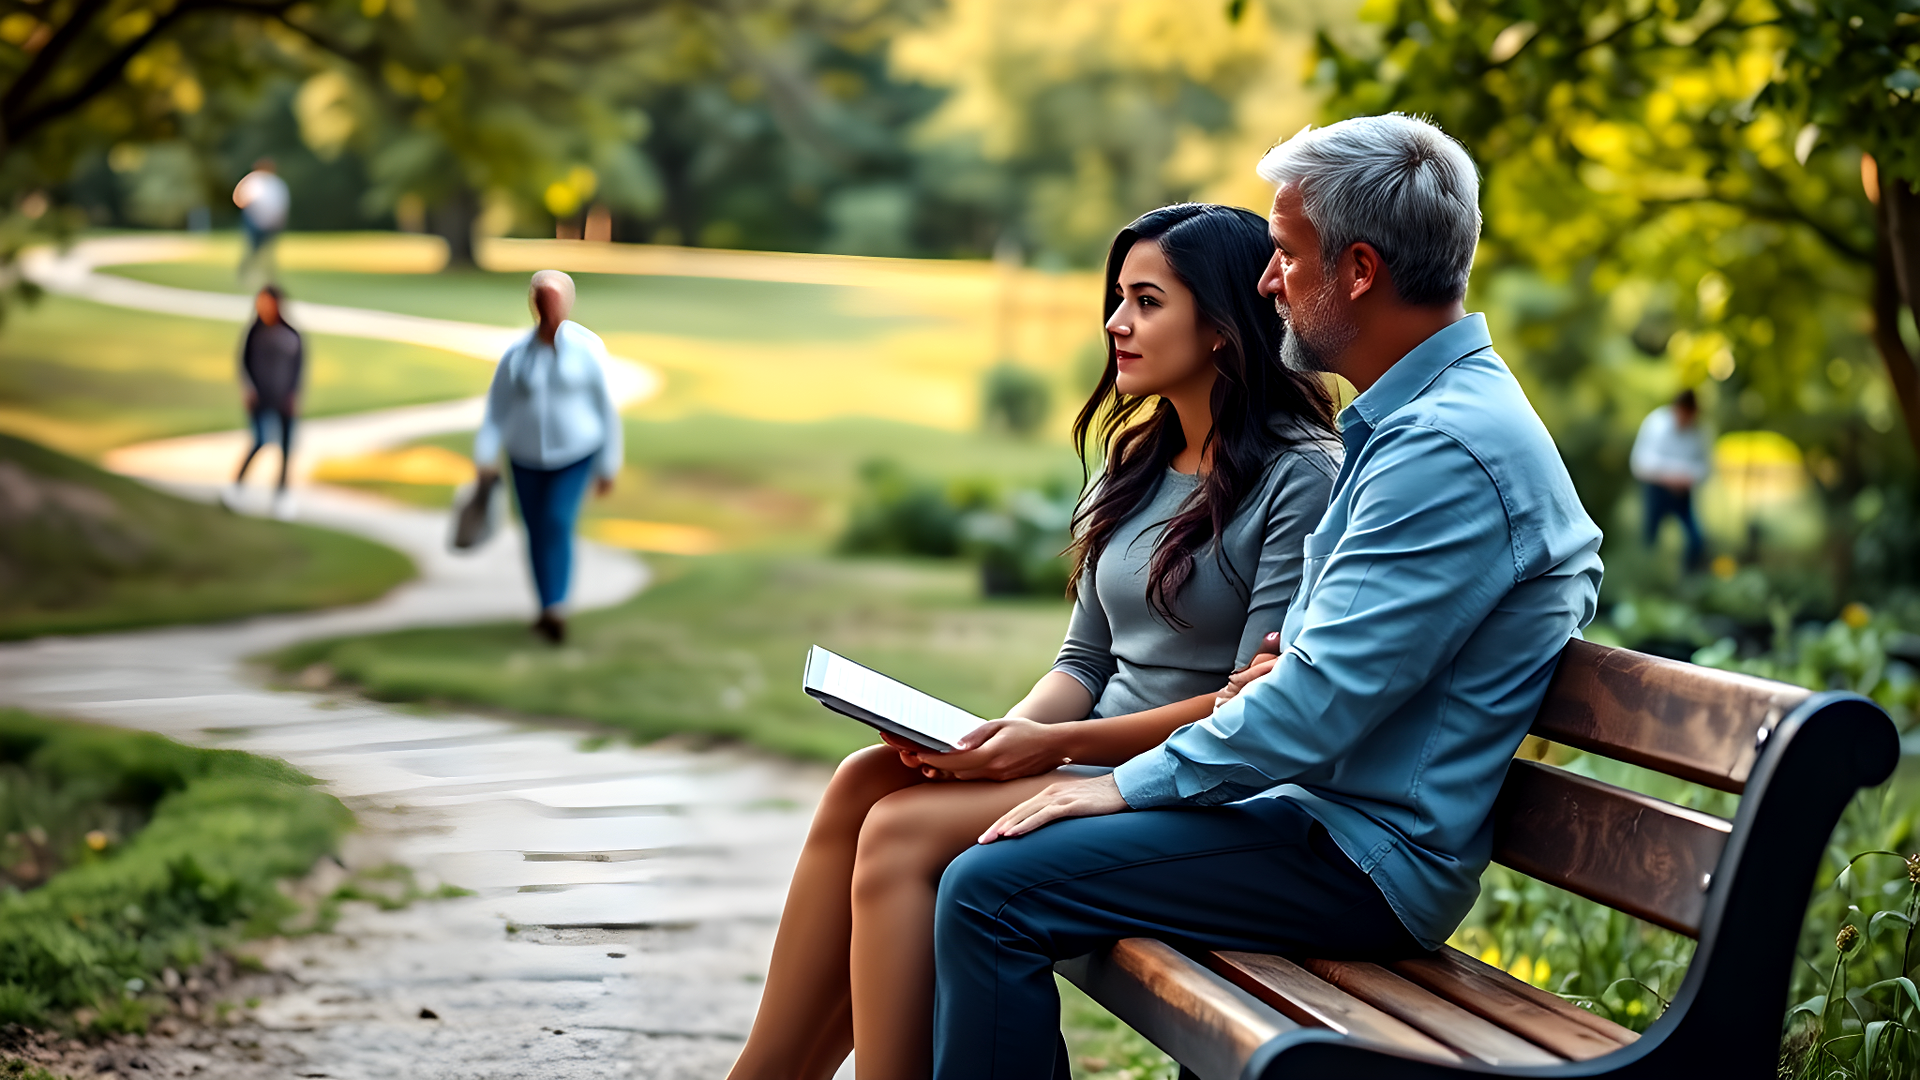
top-left (1345, 242), bottom-right (1387, 303)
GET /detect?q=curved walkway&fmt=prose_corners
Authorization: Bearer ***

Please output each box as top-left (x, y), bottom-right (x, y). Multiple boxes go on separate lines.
top-left (0, 240), bottom-right (830, 1080)
top-left (22, 236), bottom-right (658, 487)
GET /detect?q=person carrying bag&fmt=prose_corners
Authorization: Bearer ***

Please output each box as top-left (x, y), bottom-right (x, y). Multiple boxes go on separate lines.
top-left (470, 270), bottom-right (622, 644)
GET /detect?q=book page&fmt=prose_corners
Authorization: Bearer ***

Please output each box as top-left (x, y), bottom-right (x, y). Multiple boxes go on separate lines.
top-left (809, 649), bottom-right (983, 748)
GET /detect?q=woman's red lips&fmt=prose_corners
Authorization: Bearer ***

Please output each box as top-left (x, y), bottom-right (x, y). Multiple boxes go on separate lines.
top-left (1115, 350), bottom-right (1142, 360)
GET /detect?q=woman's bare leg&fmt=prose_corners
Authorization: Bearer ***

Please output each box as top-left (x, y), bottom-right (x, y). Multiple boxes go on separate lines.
top-left (848, 771), bottom-right (1069, 1080)
top-left (727, 745), bottom-right (925, 1080)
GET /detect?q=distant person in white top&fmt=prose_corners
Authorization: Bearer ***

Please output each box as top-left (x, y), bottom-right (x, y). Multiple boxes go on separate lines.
top-left (1630, 388), bottom-right (1711, 570)
top-left (232, 158), bottom-right (290, 288)
top-left (473, 270), bottom-right (622, 644)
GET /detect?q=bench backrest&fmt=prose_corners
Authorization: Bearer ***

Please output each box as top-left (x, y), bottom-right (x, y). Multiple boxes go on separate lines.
top-left (1488, 639), bottom-right (1813, 938)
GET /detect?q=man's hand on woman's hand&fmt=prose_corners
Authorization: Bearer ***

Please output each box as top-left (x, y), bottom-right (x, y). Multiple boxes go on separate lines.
top-left (1214, 652), bottom-right (1280, 711)
top-left (979, 773), bottom-right (1127, 843)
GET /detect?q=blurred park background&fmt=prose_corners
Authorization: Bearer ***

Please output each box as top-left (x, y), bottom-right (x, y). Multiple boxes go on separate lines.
top-left (0, 1), bottom-right (1917, 1078)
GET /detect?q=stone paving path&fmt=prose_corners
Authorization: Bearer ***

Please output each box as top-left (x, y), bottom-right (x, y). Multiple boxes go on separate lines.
top-left (1, 245), bottom-right (839, 1078)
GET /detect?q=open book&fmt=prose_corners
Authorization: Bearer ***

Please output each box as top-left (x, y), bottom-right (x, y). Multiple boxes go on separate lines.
top-left (802, 646), bottom-right (983, 753)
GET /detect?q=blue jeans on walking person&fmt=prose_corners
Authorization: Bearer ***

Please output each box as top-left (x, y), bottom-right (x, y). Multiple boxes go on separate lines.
top-left (237, 406), bottom-right (295, 489)
top-left (1642, 482), bottom-right (1705, 570)
top-left (931, 797), bottom-right (1421, 1079)
top-left (510, 452), bottom-right (596, 610)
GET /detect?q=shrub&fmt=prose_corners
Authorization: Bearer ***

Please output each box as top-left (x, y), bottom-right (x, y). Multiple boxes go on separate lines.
top-left (981, 363), bottom-right (1052, 438)
top-left (960, 483), bottom-right (1075, 597)
top-left (839, 460), bottom-right (993, 557)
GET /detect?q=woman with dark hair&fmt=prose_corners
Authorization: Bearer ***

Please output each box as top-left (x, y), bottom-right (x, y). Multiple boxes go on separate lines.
top-left (726, 203), bottom-right (1339, 1080)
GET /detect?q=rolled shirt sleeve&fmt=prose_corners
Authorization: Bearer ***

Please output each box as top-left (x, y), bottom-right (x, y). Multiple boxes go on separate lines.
top-left (1113, 425), bottom-right (1515, 809)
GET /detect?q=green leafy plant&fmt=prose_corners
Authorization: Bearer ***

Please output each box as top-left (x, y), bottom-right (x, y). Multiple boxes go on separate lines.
top-left (982, 363), bottom-right (1055, 439)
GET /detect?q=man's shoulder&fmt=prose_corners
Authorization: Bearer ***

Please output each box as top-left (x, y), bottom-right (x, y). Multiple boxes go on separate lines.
top-left (1372, 350), bottom-right (1555, 467)
top-left (559, 321), bottom-right (606, 351)
top-left (1371, 348), bottom-right (1600, 574)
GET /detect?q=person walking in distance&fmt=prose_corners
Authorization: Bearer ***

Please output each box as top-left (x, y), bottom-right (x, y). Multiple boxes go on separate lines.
top-left (1630, 388), bottom-right (1712, 571)
top-left (224, 285), bottom-right (303, 520)
top-left (473, 271), bottom-right (622, 644)
top-left (232, 158), bottom-right (289, 288)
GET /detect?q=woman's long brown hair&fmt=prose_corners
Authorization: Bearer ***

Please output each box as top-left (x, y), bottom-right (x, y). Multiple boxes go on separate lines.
top-left (1066, 203), bottom-right (1336, 625)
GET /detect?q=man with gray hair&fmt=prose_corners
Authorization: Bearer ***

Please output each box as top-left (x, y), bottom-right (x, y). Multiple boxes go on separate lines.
top-left (474, 270), bottom-right (622, 643)
top-left (926, 114), bottom-right (1603, 1078)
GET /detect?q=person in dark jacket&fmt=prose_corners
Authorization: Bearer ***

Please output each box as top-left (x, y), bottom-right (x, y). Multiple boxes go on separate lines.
top-left (223, 285), bottom-right (304, 520)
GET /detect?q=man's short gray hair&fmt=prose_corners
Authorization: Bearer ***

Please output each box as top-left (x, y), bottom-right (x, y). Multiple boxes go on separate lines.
top-left (1255, 114), bottom-right (1481, 305)
top-left (528, 269), bottom-right (576, 315)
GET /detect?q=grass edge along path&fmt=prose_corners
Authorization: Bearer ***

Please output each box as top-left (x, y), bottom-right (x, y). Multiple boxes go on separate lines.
top-left (0, 433), bottom-right (413, 641)
top-left (0, 709), bottom-right (352, 1035)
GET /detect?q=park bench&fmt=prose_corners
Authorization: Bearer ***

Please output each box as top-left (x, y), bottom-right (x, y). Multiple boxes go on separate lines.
top-left (1057, 639), bottom-right (1901, 1078)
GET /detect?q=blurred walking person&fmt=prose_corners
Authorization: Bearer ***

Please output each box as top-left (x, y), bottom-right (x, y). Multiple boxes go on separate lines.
top-left (474, 271), bottom-right (621, 644)
top-left (223, 285), bottom-right (303, 520)
top-left (232, 158), bottom-right (289, 288)
top-left (1630, 387), bottom-right (1711, 571)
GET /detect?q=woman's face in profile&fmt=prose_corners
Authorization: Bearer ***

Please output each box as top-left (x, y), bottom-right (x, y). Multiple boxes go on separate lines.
top-left (1105, 240), bottom-right (1219, 400)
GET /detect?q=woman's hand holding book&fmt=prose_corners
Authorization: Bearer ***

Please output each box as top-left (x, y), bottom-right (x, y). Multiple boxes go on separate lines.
top-left (887, 718), bottom-right (1073, 782)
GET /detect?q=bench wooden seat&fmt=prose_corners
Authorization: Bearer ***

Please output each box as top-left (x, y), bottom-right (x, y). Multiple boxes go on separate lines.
top-left (1059, 639), bottom-right (1900, 1078)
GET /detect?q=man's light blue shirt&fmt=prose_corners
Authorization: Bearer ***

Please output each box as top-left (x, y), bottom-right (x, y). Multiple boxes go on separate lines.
top-left (1111, 314), bottom-right (1603, 950)
top-left (473, 321), bottom-right (624, 479)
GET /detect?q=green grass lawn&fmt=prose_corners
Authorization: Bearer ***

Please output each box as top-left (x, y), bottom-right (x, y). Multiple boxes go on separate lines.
top-left (0, 709), bottom-right (352, 1032)
top-left (276, 411), bottom-right (1084, 759)
top-left (363, 413), bottom-right (1083, 541)
top-left (105, 263), bottom-right (941, 344)
top-left (0, 294), bottom-right (490, 458)
top-left (0, 433), bottom-right (413, 639)
top-left (272, 553), bottom-right (1070, 761)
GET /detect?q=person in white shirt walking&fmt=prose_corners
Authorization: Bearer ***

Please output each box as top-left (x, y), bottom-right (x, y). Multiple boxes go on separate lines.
top-left (232, 158), bottom-right (290, 288)
top-left (1630, 388), bottom-right (1711, 570)
top-left (473, 270), bottom-right (622, 644)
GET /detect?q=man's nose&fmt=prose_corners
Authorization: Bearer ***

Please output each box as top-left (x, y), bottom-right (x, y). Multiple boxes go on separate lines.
top-left (1258, 255), bottom-right (1285, 300)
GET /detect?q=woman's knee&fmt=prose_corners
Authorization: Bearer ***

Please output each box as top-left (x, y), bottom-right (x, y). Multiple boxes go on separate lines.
top-left (812, 745), bottom-right (916, 837)
top-left (850, 787), bottom-right (961, 901)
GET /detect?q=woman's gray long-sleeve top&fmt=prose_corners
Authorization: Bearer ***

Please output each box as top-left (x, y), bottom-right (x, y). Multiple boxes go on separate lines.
top-left (1052, 429), bottom-right (1341, 719)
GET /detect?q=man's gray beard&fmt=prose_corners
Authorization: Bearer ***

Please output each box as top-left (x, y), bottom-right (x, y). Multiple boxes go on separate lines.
top-left (1278, 279), bottom-right (1357, 375)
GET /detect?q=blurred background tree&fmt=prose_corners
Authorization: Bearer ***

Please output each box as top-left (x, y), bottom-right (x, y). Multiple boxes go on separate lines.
top-left (0, 0), bottom-right (1337, 270)
top-left (1315, 0), bottom-right (1919, 634)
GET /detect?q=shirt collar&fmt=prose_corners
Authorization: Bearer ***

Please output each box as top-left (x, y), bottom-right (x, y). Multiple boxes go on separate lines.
top-left (1340, 313), bottom-right (1492, 432)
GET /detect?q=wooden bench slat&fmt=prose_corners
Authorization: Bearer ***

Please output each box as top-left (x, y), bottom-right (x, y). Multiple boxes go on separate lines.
top-left (1535, 639), bottom-right (1809, 793)
top-left (1206, 951), bottom-right (1462, 1064)
top-left (1300, 958), bottom-right (1563, 1067)
top-left (1492, 759), bottom-right (1732, 937)
top-left (1391, 947), bottom-right (1635, 1061)
top-left (1057, 939), bottom-right (1298, 1080)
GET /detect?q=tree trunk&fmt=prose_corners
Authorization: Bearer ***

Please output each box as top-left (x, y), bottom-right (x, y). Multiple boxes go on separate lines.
top-left (429, 187), bottom-right (478, 269)
top-left (1871, 181), bottom-right (1920, 462)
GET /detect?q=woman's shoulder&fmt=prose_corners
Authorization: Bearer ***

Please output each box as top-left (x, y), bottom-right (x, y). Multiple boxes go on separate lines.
top-left (1262, 417), bottom-right (1343, 483)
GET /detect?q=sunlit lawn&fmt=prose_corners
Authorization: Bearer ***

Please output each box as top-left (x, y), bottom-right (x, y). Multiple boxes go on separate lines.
top-left (0, 293), bottom-right (490, 458)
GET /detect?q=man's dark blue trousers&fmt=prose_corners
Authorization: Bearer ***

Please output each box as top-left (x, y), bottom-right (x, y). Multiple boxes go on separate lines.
top-left (931, 796), bottom-right (1422, 1080)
